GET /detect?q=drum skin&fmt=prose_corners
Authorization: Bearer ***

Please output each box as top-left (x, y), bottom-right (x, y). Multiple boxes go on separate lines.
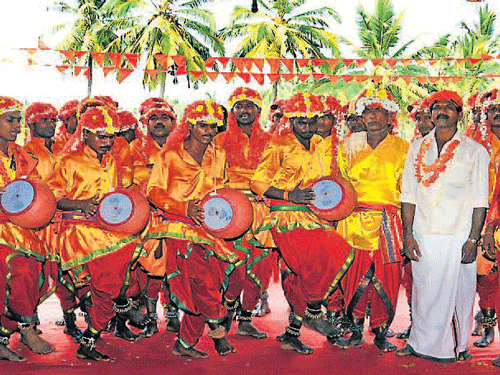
top-left (200, 188), bottom-right (253, 239)
top-left (309, 176), bottom-right (357, 221)
top-left (97, 189), bottom-right (150, 235)
top-left (0, 179), bottom-right (56, 229)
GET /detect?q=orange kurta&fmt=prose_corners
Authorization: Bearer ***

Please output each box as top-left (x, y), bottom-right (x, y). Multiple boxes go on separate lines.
top-left (0, 143), bottom-right (46, 261)
top-left (130, 136), bottom-right (163, 192)
top-left (48, 145), bottom-right (139, 270)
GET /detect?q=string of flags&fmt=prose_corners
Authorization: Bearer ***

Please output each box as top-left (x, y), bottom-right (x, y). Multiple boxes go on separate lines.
top-left (14, 40), bottom-right (500, 85)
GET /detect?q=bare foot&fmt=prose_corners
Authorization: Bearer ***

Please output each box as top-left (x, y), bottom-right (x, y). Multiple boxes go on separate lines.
top-left (0, 344), bottom-right (26, 362)
top-left (172, 340), bottom-right (208, 359)
top-left (76, 344), bottom-right (114, 362)
top-left (213, 337), bottom-right (237, 356)
top-left (166, 317), bottom-right (181, 333)
top-left (114, 317), bottom-right (140, 342)
top-left (334, 332), bottom-right (365, 349)
top-left (237, 321), bottom-right (268, 339)
top-left (374, 336), bottom-right (397, 352)
top-left (280, 334), bottom-right (314, 355)
top-left (125, 308), bottom-right (150, 329)
top-left (20, 327), bottom-right (55, 355)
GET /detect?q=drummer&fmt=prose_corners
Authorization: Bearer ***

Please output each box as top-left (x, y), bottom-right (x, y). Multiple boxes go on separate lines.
top-left (144, 100), bottom-right (247, 358)
top-left (250, 92), bottom-right (354, 355)
top-left (213, 87), bottom-right (273, 339)
top-left (0, 97), bottom-right (55, 360)
top-left (333, 88), bottom-right (408, 352)
top-left (52, 99), bottom-right (79, 155)
top-left (130, 98), bottom-right (181, 337)
top-left (48, 106), bottom-right (147, 361)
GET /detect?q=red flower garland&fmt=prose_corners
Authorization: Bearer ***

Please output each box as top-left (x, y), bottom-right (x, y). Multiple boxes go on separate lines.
top-left (415, 137), bottom-right (461, 187)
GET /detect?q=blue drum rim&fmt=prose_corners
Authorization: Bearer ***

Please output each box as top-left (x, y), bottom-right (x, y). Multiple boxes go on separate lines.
top-left (97, 190), bottom-right (135, 226)
top-left (201, 195), bottom-right (235, 233)
top-left (0, 179), bottom-right (37, 216)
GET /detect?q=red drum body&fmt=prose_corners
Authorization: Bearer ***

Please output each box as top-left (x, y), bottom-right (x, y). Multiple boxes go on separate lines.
top-left (309, 176), bottom-right (357, 221)
top-left (0, 179), bottom-right (56, 229)
top-left (97, 189), bottom-right (150, 235)
top-left (201, 188), bottom-right (253, 239)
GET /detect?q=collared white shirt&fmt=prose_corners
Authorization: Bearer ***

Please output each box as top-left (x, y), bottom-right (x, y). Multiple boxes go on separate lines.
top-left (401, 129), bottom-right (489, 235)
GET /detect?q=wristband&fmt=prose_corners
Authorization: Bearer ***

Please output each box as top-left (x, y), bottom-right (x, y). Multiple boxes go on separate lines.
top-left (283, 190), bottom-right (289, 202)
top-left (467, 237), bottom-right (479, 245)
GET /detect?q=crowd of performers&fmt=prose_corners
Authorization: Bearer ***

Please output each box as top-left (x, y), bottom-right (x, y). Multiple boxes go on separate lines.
top-left (0, 83), bottom-right (500, 367)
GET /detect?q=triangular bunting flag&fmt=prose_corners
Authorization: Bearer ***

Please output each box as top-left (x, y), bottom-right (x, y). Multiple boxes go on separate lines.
top-left (442, 77), bottom-right (452, 84)
top-left (312, 59), bottom-right (326, 67)
top-left (267, 59), bottom-right (280, 74)
top-left (481, 54), bottom-right (493, 61)
top-left (222, 72), bottom-right (235, 83)
top-left (124, 53), bottom-right (140, 67)
top-left (91, 52), bottom-right (106, 67)
top-left (281, 73), bottom-right (295, 82)
top-left (252, 73), bottom-right (265, 85)
top-left (207, 72), bottom-right (219, 81)
top-left (171, 55), bottom-right (186, 71)
top-left (268, 73), bottom-right (280, 82)
top-left (416, 76), bottom-right (427, 85)
top-left (353, 75), bottom-right (368, 82)
top-left (74, 66), bottom-right (84, 76)
top-left (402, 76), bottom-right (412, 84)
top-left (328, 75), bottom-right (339, 86)
top-left (145, 69), bottom-right (158, 79)
top-left (400, 59), bottom-right (412, 67)
top-left (155, 54), bottom-right (171, 69)
top-left (59, 50), bottom-right (75, 64)
top-left (356, 59), bottom-right (368, 67)
top-left (386, 59), bottom-right (398, 68)
top-left (118, 68), bottom-right (134, 83)
top-left (456, 58), bottom-right (467, 65)
top-left (231, 57), bottom-right (245, 71)
top-left (371, 59), bottom-right (383, 66)
top-left (341, 75), bottom-right (354, 83)
top-left (238, 72), bottom-right (251, 83)
top-left (428, 76), bottom-right (440, 83)
top-left (22, 48), bottom-right (37, 56)
top-left (74, 51), bottom-right (87, 60)
top-left (27, 58), bottom-right (35, 66)
top-left (388, 76), bottom-right (398, 82)
top-left (56, 65), bottom-right (69, 73)
top-left (428, 59), bottom-right (439, 65)
top-left (372, 75), bottom-right (383, 83)
top-left (253, 59), bottom-right (265, 72)
top-left (204, 57), bottom-right (217, 69)
top-left (296, 59), bottom-right (309, 68)
top-left (298, 74), bottom-right (310, 82)
top-left (312, 73), bottom-right (325, 80)
top-left (217, 57), bottom-right (230, 68)
top-left (468, 57), bottom-right (482, 64)
top-left (189, 71), bottom-right (205, 80)
top-left (38, 39), bottom-right (50, 50)
top-left (83, 68), bottom-right (91, 79)
top-left (281, 59), bottom-right (294, 73)
top-left (108, 52), bottom-right (122, 67)
top-left (243, 58), bottom-right (254, 71)
top-left (451, 76), bottom-right (462, 84)
top-left (326, 59), bottom-right (340, 69)
top-left (342, 59), bottom-right (354, 67)
top-left (103, 67), bottom-right (115, 77)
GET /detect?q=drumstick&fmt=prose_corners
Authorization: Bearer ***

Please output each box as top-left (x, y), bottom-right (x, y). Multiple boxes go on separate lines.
top-left (213, 144), bottom-right (217, 194)
top-left (316, 150), bottom-right (325, 177)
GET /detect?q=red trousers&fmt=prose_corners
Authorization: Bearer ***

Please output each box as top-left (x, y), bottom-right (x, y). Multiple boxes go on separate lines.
top-left (342, 249), bottom-right (401, 329)
top-left (225, 264), bottom-right (261, 311)
top-left (478, 271), bottom-right (499, 310)
top-left (0, 246), bottom-right (43, 333)
top-left (84, 243), bottom-right (142, 332)
top-left (272, 227), bottom-right (352, 305)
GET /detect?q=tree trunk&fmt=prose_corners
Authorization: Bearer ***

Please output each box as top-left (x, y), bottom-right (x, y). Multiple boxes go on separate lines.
top-left (160, 72), bottom-right (166, 98)
top-left (87, 54), bottom-right (93, 97)
top-left (271, 80), bottom-right (278, 103)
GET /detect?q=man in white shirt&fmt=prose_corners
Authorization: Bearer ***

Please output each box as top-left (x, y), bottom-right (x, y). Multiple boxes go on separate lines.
top-left (396, 90), bottom-right (490, 362)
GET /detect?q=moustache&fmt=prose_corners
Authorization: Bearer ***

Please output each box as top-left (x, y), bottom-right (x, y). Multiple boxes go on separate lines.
top-left (494, 115), bottom-right (500, 120)
top-left (436, 114), bottom-right (449, 120)
top-left (154, 123), bottom-right (166, 129)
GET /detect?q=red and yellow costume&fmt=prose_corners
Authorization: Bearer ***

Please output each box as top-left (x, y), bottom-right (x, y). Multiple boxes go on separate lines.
top-left (214, 87), bottom-right (274, 318)
top-left (144, 100), bottom-right (246, 348)
top-left (0, 97), bottom-right (47, 341)
top-left (251, 93), bottom-right (353, 318)
top-left (337, 89), bottom-right (408, 331)
top-left (48, 107), bottom-right (143, 334)
top-left (53, 99), bottom-right (79, 155)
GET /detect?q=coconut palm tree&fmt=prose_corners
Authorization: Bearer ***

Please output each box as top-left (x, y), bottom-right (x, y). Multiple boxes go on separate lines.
top-left (219, 0), bottom-right (344, 101)
top-left (101, 0), bottom-right (224, 96)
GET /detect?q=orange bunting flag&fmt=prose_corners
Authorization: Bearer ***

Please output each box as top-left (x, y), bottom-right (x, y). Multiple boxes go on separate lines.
top-left (371, 59), bottom-right (383, 66)
top-left (342, 59), bottom-right (354, 67)
top-left (103, 67), bottom-right (115, 77)
top-left (171, 55), bottom-right (186, 70)
top-left (468, 57), bottom-right (482, 64)
top-left (91, 52), bottom-right (106, 67)
top-left (353, 75), bottom-right (368, 82)
top-left (74, 66), bottom-right (84, 76)
top-left (296, 59), bottom-right (309, 68)
top-left (428, 76), bottom-right (441, 83)
top-left (145, 69), bottom-right (158, 79)
top-left (356, 59), bottom-right (368, 67)
top-left (204, 57), bottom-right (217, 68)
top-left (59, 50), bottom-right (76, 64)
top-left (107, 52), bottom-right (122, 67)
top-left (402, 75), bottom-right (412, 84)
top-left (281, 73), bottom-right (295, 82)
top-left (56, 65), bottom-right (69, 73)
top-left (217, 57), bottom-right (230, 68)
top-left (312, 73), bottom-right (325, 80)
top-left (281, 59), bottom-right (294, 73)
top-left (341, 75), bottom-right (354, 83)
top-left (118, 68), bottom-right (134, 83)
top-left (267, 59), bottom-right (280, 74)
top-left (298, 74), bottom-right (310, 82)
top-left (207, 72), bottom-right (219, 81)
top-left (222, 72), bottom-right (235, 83)
top-left (83, 68), bottom-right (91, 79)
top-left (231, 57), bottom-right (245, 71)
top-left (252, 73), bottom-right (265, 85)
top-left (243, 58), bottom-right (254, 71)
top-left (155, 54), bottom-right (171, 69)
top-left (189, 71), bottom-right (205, 80)
top-left (326, 59), bottom-right (340, 69)
top-left (312, 59), bottom-right (326, 67)
top-left (238, 72), bottom-right (251, 83)
top-left (22, 48), bottom-right (38, 56)
top-left (124, 53), bottom-right (140, 67)
top-left (74, 51), bottom-right (87, 60)
top-left (328, 75), bottom-right (339, 86)
top-left (38, 39), bottom-right (50, 50)
top-left (400, 59), bottom-right (412, 67)
top-left (253, 59), bottom-right (265, 72)
top-left (481, 54), bottom-right (493, 61)
top-left (372, 75), bottom-right (383, 83)
top-left (386, 59), bottom-right (398, 68)
top-left (441, 77), bottom-right (452, 84)
top-left (416, 76), bottom-right (427, 85)
top-left (268, 73), bottom-right (280, 82)
top-left (456, 58), bottom-right (467, 65)
top-left (451, 76), bottom-right (462, 84)
top-left (428, 59), bottom-right (439, 65)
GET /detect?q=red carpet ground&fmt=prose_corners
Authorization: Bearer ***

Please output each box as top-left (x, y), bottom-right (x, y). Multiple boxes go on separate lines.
top-left (2, 283), bottom-right (500, 375)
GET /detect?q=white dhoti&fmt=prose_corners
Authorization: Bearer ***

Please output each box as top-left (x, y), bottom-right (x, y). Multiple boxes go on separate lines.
top-left (407, 232), bottom-right (476, 362)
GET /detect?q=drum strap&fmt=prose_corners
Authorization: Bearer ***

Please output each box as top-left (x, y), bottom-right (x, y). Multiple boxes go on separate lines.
top-left (270, 205), bottom-right (311, 212)
top-left (160, 212), bottom-right (195, 225)
top-left (61, 212), bottom-right (97, 223)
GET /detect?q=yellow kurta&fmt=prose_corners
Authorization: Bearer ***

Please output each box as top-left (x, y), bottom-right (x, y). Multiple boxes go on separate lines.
top-left (145, 142), bottom-right (244, 264)
top-left (337, 134), bottom-right (409, 251)
top-left (48, 145), bottom-right (138, 270)
top-left (250, 133), bottom-right (333, 232)
top-left (0, 144), bottom-right (46, 260)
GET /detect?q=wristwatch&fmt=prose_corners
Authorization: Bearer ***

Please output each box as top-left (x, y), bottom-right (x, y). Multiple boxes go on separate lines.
top-left (467, 237), bottom-right (479, 245)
